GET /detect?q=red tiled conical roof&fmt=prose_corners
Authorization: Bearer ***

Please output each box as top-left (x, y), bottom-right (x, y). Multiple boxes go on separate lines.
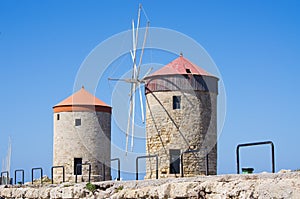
top-left (53, 87), bottom-right (111, 113)
top-left (146, 55), bottom-right (215, 78)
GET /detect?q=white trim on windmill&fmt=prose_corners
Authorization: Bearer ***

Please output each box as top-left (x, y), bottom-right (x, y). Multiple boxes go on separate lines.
top-left (108, 4), bottom-right (151, 154)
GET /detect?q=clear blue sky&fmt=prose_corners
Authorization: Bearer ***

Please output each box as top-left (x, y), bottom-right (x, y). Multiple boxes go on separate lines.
top-left (0, 0), bottom-right (300, 181)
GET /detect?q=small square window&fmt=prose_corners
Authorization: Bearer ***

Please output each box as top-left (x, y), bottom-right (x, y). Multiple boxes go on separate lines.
top-left (57, 114), bottom-right (60, 120)
top-left (75, 119), bottom-right (81, 126)
top-left (173, 96), bottom-right (181, 109)
top-left (186, 69), bottom-right (191, 73)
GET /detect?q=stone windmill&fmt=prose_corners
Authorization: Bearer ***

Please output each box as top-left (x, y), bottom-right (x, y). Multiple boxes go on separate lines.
top-left (110, 4), bottom-right (218, 179)
top-left (53, 87), bottom-right (112, 182)
top-left (143, 54), bottom-right (219, 178)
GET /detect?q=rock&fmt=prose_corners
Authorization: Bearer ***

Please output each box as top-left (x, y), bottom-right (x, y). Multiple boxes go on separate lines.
top-left (1, 172), bottom-right (300, 198)
top-left (279, 169), bottom-right (292, 173)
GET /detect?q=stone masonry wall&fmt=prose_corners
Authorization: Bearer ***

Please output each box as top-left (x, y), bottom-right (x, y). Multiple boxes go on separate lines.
top-left (145, 90), bottom-right (217, 179)
top-left (53, 111), bottom-right (111, 183)
top-left (1, 171), bottom-right (299, 198)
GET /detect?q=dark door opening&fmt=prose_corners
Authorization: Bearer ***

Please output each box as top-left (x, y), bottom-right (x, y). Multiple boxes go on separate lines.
top-left (74, 158), bottom-right (82, 175)
top-left (170, 149), bottom-right (181, 174)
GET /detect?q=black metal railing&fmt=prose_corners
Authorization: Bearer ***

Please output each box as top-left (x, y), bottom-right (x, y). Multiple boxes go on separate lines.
top-left (111, 158), bottom-right (121, 181)
top-left (103, 158), bottom-right (121, 181)
top-left (51, 166), bottom-right (65, 184)
top-left (0, 171), bottom-right (9, 185)
top-left (31, 168), bottom-right (43, 184)
top-left (136, 155), bottom-right (158, 180)
top-left (236, 141), bottom-right (275, 174)
top-left (180, 149), bottom-right (209, 177)
top-left (102, 163), bottom-right (105, 181)
top-left (14, 169), bottom-right (24, 185)
top-left (75, 163), bottom-right (91, 183)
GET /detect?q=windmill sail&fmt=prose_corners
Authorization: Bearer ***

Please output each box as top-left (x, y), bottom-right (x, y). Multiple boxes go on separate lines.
top-left (108, 4), bottom-right (150, 154)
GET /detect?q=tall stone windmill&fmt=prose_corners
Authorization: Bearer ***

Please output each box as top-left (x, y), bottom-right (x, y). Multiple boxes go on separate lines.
top-left (144, 54), bottom-right (219, 178)
top-left (110, 4), bottom-right (218, 178)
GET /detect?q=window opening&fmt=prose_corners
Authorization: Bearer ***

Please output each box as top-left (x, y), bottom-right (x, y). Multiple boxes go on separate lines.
top-left (173, 96), bottom-right (181, 109)
top-left (75, 119), bottom-right (81, 126)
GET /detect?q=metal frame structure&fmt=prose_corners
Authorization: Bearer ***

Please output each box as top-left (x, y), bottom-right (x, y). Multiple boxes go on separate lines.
top-left (31, 168), bottom-right (43, 184)
top-left (236, 141), bottom-right (275, 174)
top-left (102, 163), bottom-right (105, 181)
top-left (0, 171), bottom-right (9, 185)
top-left (180, 149), bottom-right (209, 177)
top-left (75, 163), bottom-right (91, 183)
top-left (103, 158), bottom-right (121, 181)
top-left (51, 166), bottom-right (65, 184)
top-left (14, 169), bottom-right (24, 185)
top-left (111, 158), bottom-right (121, 181)
top-left (136, 155), bottom-right (158, 180)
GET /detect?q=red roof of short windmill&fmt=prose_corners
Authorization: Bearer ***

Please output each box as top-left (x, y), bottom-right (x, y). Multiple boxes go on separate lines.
top-left (146, 55), bottom-right (215, 78)
top-left (53, 87), bottom-right (111, 113)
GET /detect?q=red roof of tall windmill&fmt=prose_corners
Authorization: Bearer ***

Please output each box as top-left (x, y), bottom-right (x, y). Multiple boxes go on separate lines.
top-left (146, 55), bottom-right (215, 78)
top-left (53, 87), bottom-right (111, 113)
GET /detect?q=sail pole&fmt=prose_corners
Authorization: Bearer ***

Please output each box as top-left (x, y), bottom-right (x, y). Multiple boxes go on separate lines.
top-left (109, 4), bottom-right (150, 154)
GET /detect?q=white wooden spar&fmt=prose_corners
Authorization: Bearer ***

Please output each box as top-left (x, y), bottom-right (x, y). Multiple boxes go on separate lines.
top-left (108, 4), bottom-right (150, 154)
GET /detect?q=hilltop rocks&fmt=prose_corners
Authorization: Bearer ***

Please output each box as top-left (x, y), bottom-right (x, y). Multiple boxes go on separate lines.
top-left (1, 172), bottom-right (300, 198)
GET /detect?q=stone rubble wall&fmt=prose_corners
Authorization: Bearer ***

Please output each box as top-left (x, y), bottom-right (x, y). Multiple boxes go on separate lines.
top-left (145, 90), bottom-right (217, 178)
top-left (1, 171), bottom-right (299, 199)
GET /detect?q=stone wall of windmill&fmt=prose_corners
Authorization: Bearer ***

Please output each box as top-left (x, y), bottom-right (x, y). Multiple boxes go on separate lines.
top-left (144, 55), bottom-right (218, 179)
top-left (53, 87), bottom-right (112, 183)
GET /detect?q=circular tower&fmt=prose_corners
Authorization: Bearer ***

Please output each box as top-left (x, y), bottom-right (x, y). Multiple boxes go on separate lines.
top-left (144, 54), bottom-right (218, 178)
top-left (53, 87), bottom-right (111, 182)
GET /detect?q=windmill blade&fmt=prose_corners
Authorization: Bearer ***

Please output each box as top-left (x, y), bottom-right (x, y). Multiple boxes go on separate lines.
top-left (135, 4), bottom-right (141, 50)
top-left (124, 4), bottom-right (150, 153)
top-left (133, 4), bottom-right (141, 79)
top-left (125, 82), bottom-right (134, 155)
top-left (137, 21), bottom-right (150, 78)
top-left (130, 82), bottom-right (137, 152)
top-left (135, 21), bottom-right (150, 124)
top-left (126, 17), bottom-right (138, 154)
top-left (108, 78), bottom-right (135, 83)
top-left (130, 50), bottom-right (138, 76)
top-left (138, 83), bottom-right (145, 123)
top-left (131, 20), bottom-right (137, 73)
top-left (143, 67), bottom-right (153, 78)
top-left (139, 67), bottom-right (153, 83)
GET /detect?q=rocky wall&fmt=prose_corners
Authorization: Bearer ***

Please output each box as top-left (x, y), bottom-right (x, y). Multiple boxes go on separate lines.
top-left (145, 91), bottom-right (217, 178)
top-left (1, 171), bottom-right (299, 199)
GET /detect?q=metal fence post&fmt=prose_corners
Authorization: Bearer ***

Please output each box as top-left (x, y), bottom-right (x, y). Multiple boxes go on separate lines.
top-left (51, 166), bottom-right (65, 184)
top-left (31, 168), bottom-right (43, 184)
top-left (14, 169), bottom-right (24, 185)
top-left (111, 158), bottom-right (121, 181)
top-left (1, 171), bottom-right (9, 185)
top-left (75, 163), bottom-right (91, 183)
top-left (236, 141), bottom-right (275, 174)
top-left (181, 149), bottom-right (209, 177)
top-left (136, 155), bottom-right (158, 180)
